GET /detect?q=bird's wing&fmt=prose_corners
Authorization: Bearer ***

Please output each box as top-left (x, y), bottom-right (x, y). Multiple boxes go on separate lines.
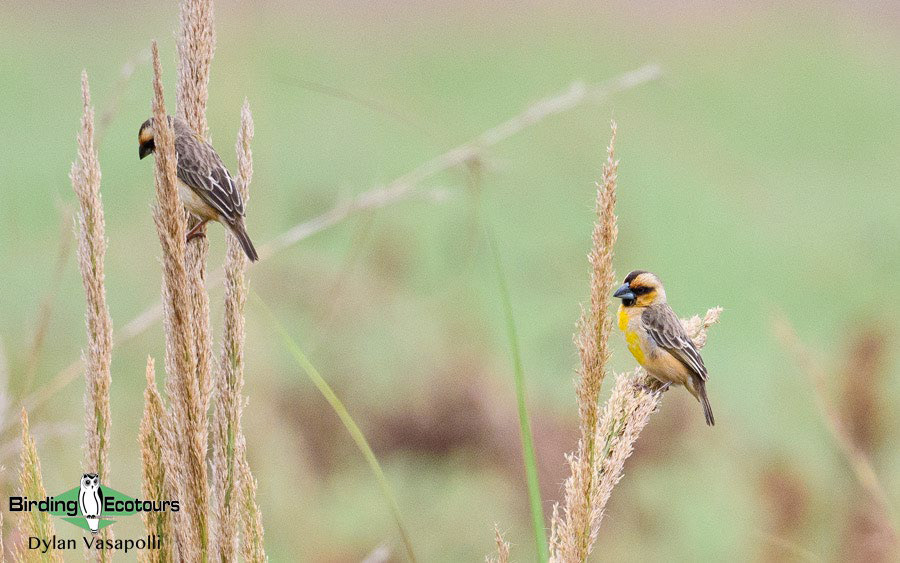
top-left (642, 304), bottom-right (708, 381)
top-left (175, 135), bottom-right (244, 222)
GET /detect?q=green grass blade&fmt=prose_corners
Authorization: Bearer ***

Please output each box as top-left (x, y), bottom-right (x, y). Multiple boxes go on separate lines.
top-left (253, 292), bottom-right (417, 563)
top-left (487, 230), bottom-right (549, 563)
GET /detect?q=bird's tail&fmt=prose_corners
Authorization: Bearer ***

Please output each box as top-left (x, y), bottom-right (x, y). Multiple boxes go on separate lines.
top-left (696, 380), bottom-right (715, 426)
top-left (229, 219), bottom-right (259, 262)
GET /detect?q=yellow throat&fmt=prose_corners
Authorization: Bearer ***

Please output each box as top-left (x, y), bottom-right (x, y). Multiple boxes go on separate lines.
top-left (618, 305), bottom-right (646, 366)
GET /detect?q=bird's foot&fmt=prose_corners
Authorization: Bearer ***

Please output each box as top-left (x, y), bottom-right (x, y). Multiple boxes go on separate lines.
top-left (633, 380), bottom-right (671, 396)
top-left (185, 220), bottom-right (208, 242)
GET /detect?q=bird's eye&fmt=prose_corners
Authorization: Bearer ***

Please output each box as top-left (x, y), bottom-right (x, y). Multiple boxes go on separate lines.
top-left (632, 286), bottom-right (653, 295)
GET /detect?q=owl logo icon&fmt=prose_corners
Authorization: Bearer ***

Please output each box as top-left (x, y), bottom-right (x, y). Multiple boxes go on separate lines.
top-left (78, 473), bottom-right (103, 534)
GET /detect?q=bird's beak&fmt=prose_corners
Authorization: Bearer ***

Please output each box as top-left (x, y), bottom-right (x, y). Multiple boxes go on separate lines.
top-left (139, 143), bottom-right (153, 160)
top-left (613, 283), bottom-right (635, 301)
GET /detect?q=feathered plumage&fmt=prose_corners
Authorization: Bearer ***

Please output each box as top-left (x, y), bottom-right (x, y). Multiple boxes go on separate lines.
top-left (614, 270), bottom-right (715, 425)
top-left (139, 115), bottom-right (258, 261)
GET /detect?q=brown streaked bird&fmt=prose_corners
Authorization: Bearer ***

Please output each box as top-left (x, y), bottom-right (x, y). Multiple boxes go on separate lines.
top-left (613, 270), bottom-right (715, 425)
top-left (138, 116), bottom-right (258, 261)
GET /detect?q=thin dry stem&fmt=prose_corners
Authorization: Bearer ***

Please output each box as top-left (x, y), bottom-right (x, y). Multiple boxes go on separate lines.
top-left (774, 317), bottom-right (897, 534)
top-left (15, 409), bottom-right (63, 562)
top-left (150, 40), bottom-right (204, 562)
top-left (138, 357), bottom-right (173, 563)
top-left (211, 100), bottom-right (256, 561)
top-left (23, 205), bottom-right (74, 392)
top-left (268, 66), bottom-right (659, 256)
top-left (71, 70), bottom-right (113, 487)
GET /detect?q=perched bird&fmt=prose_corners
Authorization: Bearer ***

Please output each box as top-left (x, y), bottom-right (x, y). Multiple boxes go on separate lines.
top-left (613, 270), bottom-right (714, 425)
top-left (138, 116), bottom-right (258, 261)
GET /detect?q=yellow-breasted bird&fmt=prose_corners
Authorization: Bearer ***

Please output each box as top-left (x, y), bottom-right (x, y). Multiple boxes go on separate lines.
top-left (138, 116), bottom-right (259, 261)
top-left (613, 270), bottom-right (714, 425)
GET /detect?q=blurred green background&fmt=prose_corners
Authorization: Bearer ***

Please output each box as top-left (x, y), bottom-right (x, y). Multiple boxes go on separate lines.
top-left (2, 1), bottom-right (899, 560)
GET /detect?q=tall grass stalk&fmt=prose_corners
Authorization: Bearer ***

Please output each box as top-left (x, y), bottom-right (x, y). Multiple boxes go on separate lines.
top-left (256, 294), bottom-right (417, 563)
top-left (11, 1), bottom-right (265, 560)
top-left (138, 357), bottom-right (173, 563)
top-left (140, 0), bottom-right (266, 559)
top-left (149, 40), bottom-right (208, 560)
top-left (487, 231), bottom-right (548, 562)
top-left (237, 438), bottom-right (267, 563)
top-left (71, 71), bottom-right (112, 482)
top-left (487, 124), bottom-right (722, 561)
top-left (176, 1), bottom-right (218, 555)
top-left (15, 409), bottom-right (62, 562)
top-left (548, 122), bottom-right (619, 561)
top-left (210, 99), bottom-right (255, 561)
top-left (70, 70), bottom-right (114, 561)
top-left (179, 0), bottom-right (216, 440)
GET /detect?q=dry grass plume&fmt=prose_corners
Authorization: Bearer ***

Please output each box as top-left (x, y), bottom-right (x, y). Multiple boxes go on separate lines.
top-left (550, 122), bottom-right (619, 561)
top-left (177, 0), bottom-right (215, 139)
top-left (486, 527), bottom-right (511, 563)
top-left (71, 69), bottom-right (113, 495)
top-left (210, 99), bottom-right (255, 560)
top-left (178, 0), bottom-right (216, 420)
top-left (140, 1), bottom-right (266, 558)
top-left (238, 437), bottom-right (267, 562)
top-left (149, 40), bottom-right (207, 560)
top-left (539, 124), bottom-right (722, 562)
top-left (138, 357), bottom-right (173, 563)
top-left (70, 70), bottom-right (115, 562)
top-left (15, 409), bottom-right (62, 562)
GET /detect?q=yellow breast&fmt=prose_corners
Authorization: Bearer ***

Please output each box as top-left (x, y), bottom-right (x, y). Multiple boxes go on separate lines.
top-left (618, 305), bottom-right (646, 366)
